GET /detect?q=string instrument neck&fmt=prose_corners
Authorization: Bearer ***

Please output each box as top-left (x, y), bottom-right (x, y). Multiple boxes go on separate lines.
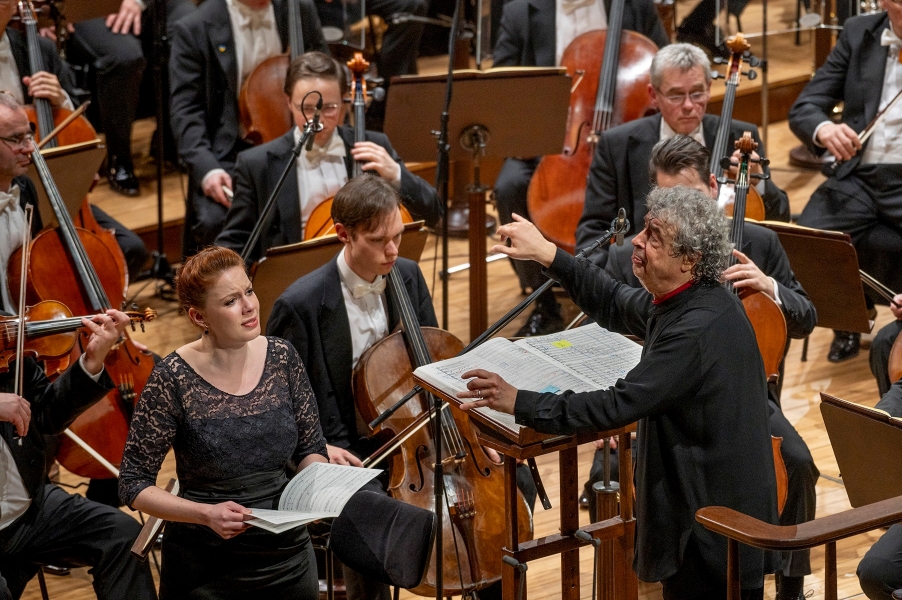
top-left (591, 0), bottom-right (626, 138)
top-left (287, 0), bottom-right (304, 60)
top-left (19, 1), bottom-right (56, 149)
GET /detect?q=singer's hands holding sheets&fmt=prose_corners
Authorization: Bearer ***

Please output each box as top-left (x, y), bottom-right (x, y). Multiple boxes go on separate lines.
top-left (492, 214), bottom-right (558, 268)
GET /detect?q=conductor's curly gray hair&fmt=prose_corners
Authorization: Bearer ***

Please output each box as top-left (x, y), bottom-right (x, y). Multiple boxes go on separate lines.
top-left (644, 185), bottom-right (733, 285)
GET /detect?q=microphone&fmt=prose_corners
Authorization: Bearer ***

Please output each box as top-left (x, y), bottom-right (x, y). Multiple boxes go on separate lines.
top-left (615, 207), bottom-right (627, 246)
top-left (305, 96), bottom-right (323, 152)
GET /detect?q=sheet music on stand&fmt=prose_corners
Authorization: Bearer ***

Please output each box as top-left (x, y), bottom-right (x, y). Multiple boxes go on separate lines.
top-left (414, 324), bottom-right (641, 440)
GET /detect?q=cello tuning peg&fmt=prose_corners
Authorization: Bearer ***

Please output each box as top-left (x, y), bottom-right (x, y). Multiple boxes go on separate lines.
top-left (745, 56), bottom-right (761, 67)
top-left (744, 70), bottom-right (758, 81)
top-left (712, 56), bottom-right (726, 64)
top-left (754, 157), bottom-right (770, 168)
top-left (719, 157), bottom-right (736, 170)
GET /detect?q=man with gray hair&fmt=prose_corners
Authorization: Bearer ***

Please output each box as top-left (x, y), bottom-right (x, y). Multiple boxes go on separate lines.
top-left (576, 43), bottom-right (789, 268)
top-left (460, 186), bottom-right (779, 599)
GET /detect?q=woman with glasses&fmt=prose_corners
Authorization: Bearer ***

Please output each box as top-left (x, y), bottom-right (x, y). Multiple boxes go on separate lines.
top-left (214, 51), bottom-right (442, 263)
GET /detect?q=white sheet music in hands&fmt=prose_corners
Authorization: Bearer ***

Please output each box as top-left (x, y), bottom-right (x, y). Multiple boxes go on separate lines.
top-left (244, 463), bottom-right (381, 534)
top-left (413, 324), bottom-right (641, 434)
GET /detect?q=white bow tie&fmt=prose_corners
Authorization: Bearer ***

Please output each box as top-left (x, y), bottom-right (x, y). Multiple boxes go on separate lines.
top-left (882, 27), bottom-right (902, 48)
top-left (234, 3), bottom-right (273, 30)
top-left (352, 277), bottom-right (386, 299)
top-left (561, 0), bottom-right (596, 15)
top-left (0, 185), bottom-right (21, 214)
top-left (304, 133), bottom-right (346, 165)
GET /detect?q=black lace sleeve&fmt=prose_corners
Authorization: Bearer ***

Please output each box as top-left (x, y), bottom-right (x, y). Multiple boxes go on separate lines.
top-left (119, 355), bottom-right (183, 508)
top-left (278, 339), bottom-right (328, 465)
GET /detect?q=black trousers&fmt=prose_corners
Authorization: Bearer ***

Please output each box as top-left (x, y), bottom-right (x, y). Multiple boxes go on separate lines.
top-left (583, 398), bottom-right (817, 578)
top-left (0, 484), bottom-right (156, 600)
top-left (797, 168), bottom-right (902, 295)
top-left (69, 0), bottom-right (196, 167)
top-left (871, 320), bottom-right (902, 398)
top-left (91, 205), bottom-right (150, 281)
top-left (662, 534), bottom-right (763, 600)
top-left (858, 523), bottom-right (902, 600)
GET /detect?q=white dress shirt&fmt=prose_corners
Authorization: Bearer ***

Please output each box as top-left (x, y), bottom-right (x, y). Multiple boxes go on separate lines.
top-left (294, 127), bottom-right (349, 235)
top-left (337, 248), bottom-right (389, 371)
top-left (555, 0), bottom-right (607, 66)
top-left (225, 0), bottom-right (281, 91)
top-left (0, 35), bottom-right (24, 105)
top-left (861, 27), bottom-right (902, 165)
top-left (0, 184), bottom-right (27, 314)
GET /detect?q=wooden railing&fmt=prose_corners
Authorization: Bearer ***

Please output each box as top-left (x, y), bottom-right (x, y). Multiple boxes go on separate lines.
top-left (696, 495), bottom-right (902, 600)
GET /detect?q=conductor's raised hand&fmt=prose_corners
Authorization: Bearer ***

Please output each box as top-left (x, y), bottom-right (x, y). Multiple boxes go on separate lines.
top-left (81, 309), bottom-right (131, 375)
top-left (204, 501), bottom-right (252, 539)
top-left (491, 214), bottom-right (557, 268)
top-left (0, 394), bottom-right (31, 437)
top-left (457, 369), bottom-right (518, 415)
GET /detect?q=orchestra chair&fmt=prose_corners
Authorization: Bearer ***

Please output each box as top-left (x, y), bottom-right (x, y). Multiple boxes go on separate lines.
top-left (329, 490), bottom-right (436, 593)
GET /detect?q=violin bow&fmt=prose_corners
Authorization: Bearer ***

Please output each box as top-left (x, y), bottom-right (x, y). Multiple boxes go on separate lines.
top-left (13, 206), bottom-right (33, 444)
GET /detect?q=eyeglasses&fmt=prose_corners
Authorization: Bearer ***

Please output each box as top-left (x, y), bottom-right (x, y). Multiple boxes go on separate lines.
top-left (656, 90), bottom-right (709, 105)
top-left (292, 102), bottom-right (342, 118)
top-left (0, 132), bottom-right (34, 150)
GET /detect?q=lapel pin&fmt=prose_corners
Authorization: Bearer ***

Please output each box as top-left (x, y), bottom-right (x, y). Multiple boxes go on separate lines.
top-left (218, 45), bottom-right (227, 53)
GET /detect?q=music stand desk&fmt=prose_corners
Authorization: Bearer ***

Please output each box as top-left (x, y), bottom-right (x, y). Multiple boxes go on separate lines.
top-left (385, 68), bottom-right (571, 339)
top-left (418, 378), bottom-right (638, 600)
top-left (28, 140), bottom-right (105, 226)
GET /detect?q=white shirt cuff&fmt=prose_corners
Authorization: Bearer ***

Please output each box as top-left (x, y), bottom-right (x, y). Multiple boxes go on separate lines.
top-left (201, 168), bottom-right (228, 192)
top-left (132, 0), bottom-right (148, 11)
top-left (78, 354), bottom-right (104, 382)
top-left (390, 170), bottom-right (402, 190)
top-left (769, 277), bottom-right (782, 306)
top-left (811, 121), bottom-right (832, 148)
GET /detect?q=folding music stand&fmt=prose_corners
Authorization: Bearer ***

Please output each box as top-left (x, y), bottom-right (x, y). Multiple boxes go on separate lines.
top-left (820, 393), bottom-right (902, 508)
top-left (384, 67), bottom-right (571, 340)
top-left (28, 140), bottom-right (105, 227)
top-left (417, 378), bottom-right (639, 600)
top-left (758, 221), bottom-right (872, 338)
top-left (251, 221), bottom-right (429, 330)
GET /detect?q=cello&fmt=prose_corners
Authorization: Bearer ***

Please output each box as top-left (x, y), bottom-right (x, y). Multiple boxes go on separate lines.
top-left (8, 143), bottom-right (156, 480)
top-left (525, 0), bottom-right (658, 254)
top-left (303, 53), bottom-right (412, 240)
top-left (353, 267), bottom-right (532, 597)
top-left (238, 0), bottom-right (306, 146)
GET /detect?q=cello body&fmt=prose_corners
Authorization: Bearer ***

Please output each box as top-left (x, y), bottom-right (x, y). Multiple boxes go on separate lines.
top-left (527, 28), bottom-right (658, 255)
top-left (354, 327), bottom-right (533, 596)
top-left (239, 55), bottom-right (293, 146)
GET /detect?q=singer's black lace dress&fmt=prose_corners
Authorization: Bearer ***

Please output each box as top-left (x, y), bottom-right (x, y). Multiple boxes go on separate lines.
top-left (119, 336), bottom-right (327, 600)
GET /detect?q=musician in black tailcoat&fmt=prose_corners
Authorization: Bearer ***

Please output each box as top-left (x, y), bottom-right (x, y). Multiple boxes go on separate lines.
top-left (490, 0), bottom-right (669, 337)
top-left (169, 0), bottom-right (326, 256)
top-left (215, 52), bottom-right (441, 263)
top-left (788, 5), bottom-right (902, 363)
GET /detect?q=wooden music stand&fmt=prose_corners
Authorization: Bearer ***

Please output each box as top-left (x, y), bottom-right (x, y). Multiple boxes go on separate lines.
top-left (416, 378), bottom-right (638, 600)
top-left (28, 140), bottom-right (105, 227)
top-left (820, 393), bottom-right (902, 508)
top-left (384, 68), bottom-right (571, 340)
top-left (758, 221), bottom-right (872, 334)
top-left (61, 0), bottom-right (124, 24)
top-left (251, 221), bottom-right (429, 330)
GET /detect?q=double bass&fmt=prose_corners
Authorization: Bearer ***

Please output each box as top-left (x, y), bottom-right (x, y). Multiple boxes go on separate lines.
top-left (526, 0), bottom-right (658, 254)
top-left (353, 267), bottom-right (532, 596)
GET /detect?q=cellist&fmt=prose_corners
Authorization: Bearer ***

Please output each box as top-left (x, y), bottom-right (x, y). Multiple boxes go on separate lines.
top-left (266, 175), bottom-right (536, 600)
top-left (576, 43), bottom-right (789, 267)
top-left (492, 0), bottom-right (668, 337)
top-left (0, 0), bottom-right (149, 283)
top-left (215, 51), bottom-right (442, 263)
top-left (0, 93), bottom-right (156, 600)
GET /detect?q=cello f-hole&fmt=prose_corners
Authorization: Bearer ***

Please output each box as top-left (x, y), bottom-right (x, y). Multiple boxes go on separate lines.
top-left (410, 444), bottom-right (429, 492)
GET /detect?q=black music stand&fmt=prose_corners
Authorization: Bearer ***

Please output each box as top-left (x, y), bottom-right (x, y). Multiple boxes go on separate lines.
top-left (383, 67), bottom-right (570, 341)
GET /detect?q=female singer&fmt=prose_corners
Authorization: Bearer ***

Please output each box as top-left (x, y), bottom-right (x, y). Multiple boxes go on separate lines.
top-left (119, 246), bottom-right (328, 599)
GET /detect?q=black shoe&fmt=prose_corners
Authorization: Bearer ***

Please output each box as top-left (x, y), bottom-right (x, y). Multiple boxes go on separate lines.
top-left (828, 330), bottom-right (860, 363)
top-left (515, 306), bottom-right (565, 338)
top-left (106, 156), bottom-right (140, 197)
top-left (578, 492), bottom-right (589, 510)
top-left (42, 565), bottom-right (70, 577)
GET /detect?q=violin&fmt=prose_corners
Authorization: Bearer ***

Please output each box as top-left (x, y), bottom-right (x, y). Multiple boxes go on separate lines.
top-left (724, 132), bottom-right (787, 381)
top-left (238, 0), bottom-right (306, 146)
top-left (8, 142), bottom-right (155, 480)
top-left (711, 34), bottom-right (766, 221)
top-left (525, 0), bottom-right (658, 254)
top-left (0, 301), bottom-right (156, 373)
top-left (352, 267), bottom-right (532, 596)
top-left (303, 53), bottom-right (412, 240)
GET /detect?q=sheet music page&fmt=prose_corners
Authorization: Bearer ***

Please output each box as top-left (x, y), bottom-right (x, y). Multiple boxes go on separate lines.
top-left (514, 324), bottom-right (642, 390)
top-left (413, 337), bottom-right (598, 433)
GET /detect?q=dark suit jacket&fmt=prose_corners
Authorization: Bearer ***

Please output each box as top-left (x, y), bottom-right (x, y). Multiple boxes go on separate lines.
top-left (788, 12), bottom-right (889, 178)
top-left (0, 358), bottom-right (113, 517)
top-left (605, 222), bottom-right (817, 339)
top-left (169, 0), bottom-right (327, 181)
top-left (215, 126), bottom-right (443, 261)
top-left (492, 0), bottom-right (669, 66)
top-left (266, 256), bottom-right (436, 449)
top-left (7, 28), bottom-right (80, 106)
top-left (13, 175), bottom-right (44, 234)
top-left (576, 113), bottom-right (790, 265)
